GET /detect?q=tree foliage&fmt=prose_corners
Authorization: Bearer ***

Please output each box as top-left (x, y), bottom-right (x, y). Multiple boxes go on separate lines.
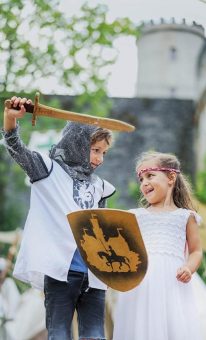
top-left (0, 0), bottom-right (141, 114)
top-left (196, 171), bottom-right (206, 203)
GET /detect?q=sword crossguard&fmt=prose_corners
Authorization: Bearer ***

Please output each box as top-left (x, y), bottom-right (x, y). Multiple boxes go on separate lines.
top-left (32, 92), bottom-right (40, 126)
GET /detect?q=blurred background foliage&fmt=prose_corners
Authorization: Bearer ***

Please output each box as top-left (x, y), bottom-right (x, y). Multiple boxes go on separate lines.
top-left (196, 157), bottom-right (206, 204)
top-left (0, 0), bottom-right (141, 114)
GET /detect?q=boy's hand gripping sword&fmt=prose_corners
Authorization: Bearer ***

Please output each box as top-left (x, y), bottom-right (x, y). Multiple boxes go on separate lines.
top-left (4, 92), bottom-right (135, 132)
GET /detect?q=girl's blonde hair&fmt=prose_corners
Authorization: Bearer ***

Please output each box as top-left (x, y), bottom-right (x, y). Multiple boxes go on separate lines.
top-left (136, 151), bottom-right (195, 210)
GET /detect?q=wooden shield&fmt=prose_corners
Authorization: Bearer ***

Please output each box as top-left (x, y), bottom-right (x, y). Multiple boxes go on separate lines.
top-left (67, 208), bottom-right (148, 292)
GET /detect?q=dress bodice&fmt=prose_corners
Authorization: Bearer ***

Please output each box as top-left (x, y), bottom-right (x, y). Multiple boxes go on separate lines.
top-left (130, 208), bottom-right (200, 260)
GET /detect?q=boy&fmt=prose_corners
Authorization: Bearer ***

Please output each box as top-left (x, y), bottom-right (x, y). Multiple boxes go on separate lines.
top-left (2, 96), bottom-right (116, 340)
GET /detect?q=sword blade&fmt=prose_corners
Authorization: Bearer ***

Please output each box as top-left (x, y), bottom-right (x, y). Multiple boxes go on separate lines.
top-left (36, 103), bottom-right (135, 132)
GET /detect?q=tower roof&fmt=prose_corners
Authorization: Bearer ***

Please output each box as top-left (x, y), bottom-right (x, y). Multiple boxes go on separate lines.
top-left (139, 18), bottom-right (205, 39)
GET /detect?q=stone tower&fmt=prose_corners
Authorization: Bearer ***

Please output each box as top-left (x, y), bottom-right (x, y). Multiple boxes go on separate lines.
top-left (136, 19), bottom-right (205, 100)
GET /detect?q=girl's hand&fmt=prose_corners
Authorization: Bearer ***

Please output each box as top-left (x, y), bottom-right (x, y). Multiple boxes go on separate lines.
top-left (176, 266), bottom-right (192, 283)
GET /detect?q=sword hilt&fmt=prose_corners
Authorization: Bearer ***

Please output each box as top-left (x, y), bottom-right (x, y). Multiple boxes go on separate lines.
top-left (4, 100), bottom-right (34, 113)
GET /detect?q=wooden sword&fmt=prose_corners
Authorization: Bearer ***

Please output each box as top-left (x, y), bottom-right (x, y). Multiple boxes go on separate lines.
top-left (4, 92), bottom-right (135, 132)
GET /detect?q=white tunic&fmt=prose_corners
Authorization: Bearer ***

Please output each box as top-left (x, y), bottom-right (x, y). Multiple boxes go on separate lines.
top-left (113, 208), bottom-right (203, 340)
top-left (13, 156), bottom-right (115, 291)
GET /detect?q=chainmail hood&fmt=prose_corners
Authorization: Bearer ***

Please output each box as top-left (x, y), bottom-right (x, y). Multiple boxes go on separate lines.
top-left (49, 122), bottom-right (99, 181)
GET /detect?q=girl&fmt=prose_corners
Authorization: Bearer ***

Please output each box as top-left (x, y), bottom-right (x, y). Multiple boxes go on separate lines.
top-left (113, 151), bottom-right (203, 340)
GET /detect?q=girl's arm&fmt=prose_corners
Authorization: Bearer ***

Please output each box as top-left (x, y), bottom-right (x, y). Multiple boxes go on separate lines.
top-left (2, 97), bottom-right (51, 182)
top-left (176, 214), bottom-right (203, 283)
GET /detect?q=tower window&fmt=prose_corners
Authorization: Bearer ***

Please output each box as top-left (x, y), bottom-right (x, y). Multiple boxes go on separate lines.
top-left (169, 47), bottom-right (177, 61)
top-left (170, 87), bottom-right (176, 97)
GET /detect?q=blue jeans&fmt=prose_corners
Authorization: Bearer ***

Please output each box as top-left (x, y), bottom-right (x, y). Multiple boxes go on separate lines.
top-left (44, 270), bottom-right (106, 340)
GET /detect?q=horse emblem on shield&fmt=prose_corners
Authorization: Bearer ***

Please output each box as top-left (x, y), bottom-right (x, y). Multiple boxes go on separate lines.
top-left (67, 209), bottom-right (148, 291)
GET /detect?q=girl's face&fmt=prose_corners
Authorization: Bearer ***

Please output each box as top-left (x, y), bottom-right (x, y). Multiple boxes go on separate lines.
top-left (90, 139), bottom-right (110, 169)
top-left (137, 160), bottom-right (175, 206)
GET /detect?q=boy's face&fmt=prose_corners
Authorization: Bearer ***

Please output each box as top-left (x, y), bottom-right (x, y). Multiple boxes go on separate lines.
top-left (90, 139), bottom-right (110, 169)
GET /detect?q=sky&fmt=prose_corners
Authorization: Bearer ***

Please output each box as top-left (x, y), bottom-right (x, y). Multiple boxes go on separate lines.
top-left (58, 0), bottom-right (206, 97)
top-left (61, 0), bottom-right (206, 25)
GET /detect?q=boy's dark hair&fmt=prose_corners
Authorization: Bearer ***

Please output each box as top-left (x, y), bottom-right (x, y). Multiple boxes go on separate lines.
top-left (91, 128), bottom-right (113, 146)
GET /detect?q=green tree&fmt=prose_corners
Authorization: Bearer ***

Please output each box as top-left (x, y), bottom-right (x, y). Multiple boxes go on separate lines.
top-left (196, 171), bottom-right (206, 204)
top-left (0, 0), bottom-right (141, 114)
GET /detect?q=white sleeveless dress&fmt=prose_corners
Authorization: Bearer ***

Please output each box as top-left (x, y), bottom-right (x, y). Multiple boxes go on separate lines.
top-left (112, 208), bottom-right (203, 340)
